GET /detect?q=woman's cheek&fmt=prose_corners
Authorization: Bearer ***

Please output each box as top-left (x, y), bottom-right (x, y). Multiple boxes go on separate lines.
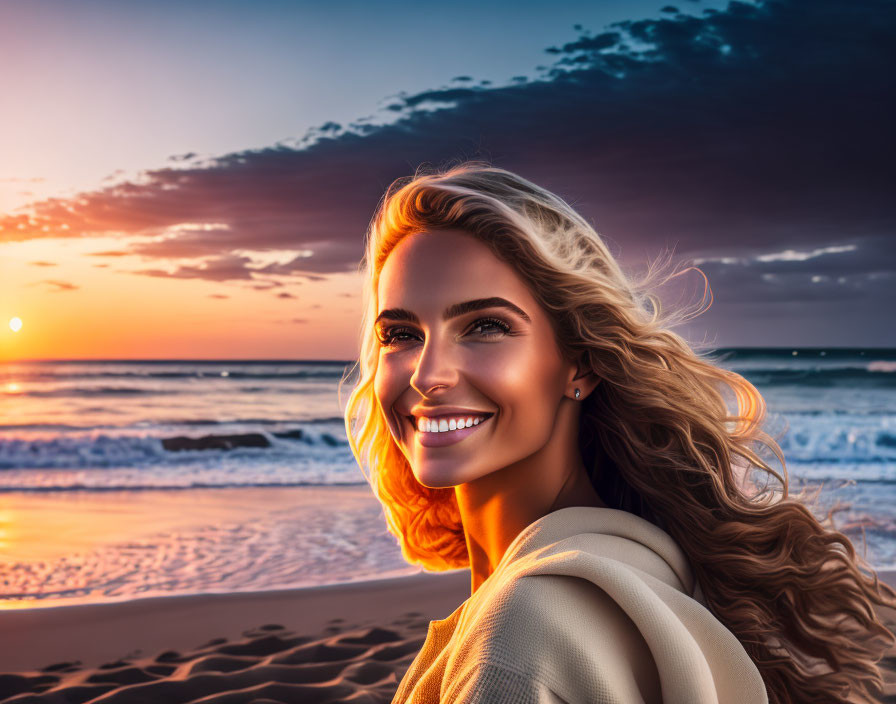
top-left (485, 346), bottom-right (535, 399)
top-left (373, 362), bottom-right (401, 435)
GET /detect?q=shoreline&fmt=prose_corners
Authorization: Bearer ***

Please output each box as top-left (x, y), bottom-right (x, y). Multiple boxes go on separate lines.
top-left (0, 485), bottom-right (417, 607)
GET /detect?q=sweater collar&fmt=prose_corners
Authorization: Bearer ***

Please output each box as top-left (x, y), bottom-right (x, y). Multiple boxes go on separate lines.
top-left (491, 505), bottom-right (697, 597)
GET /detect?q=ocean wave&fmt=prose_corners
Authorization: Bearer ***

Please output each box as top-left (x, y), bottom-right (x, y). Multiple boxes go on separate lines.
top-left (4, 386), bottom-right (167, 398)
top-left (0, 416), bottom-right (345, 432)
top-left (2, 384), bottom-right (338, 399)
top-left (1, 367), bottom-right (351, 382)
top-left (737, 367), bottom-right (896, 388)
top-left (0, 427), bottom-right (349, 470)
top-left (2, 408), bottom-right (895, 469)
top-left (775, 417), bottom-right (896, 463)
top-left (0, 480), bottom-right (368, 493)
top-left (780, 463), bottom-right (896, 483)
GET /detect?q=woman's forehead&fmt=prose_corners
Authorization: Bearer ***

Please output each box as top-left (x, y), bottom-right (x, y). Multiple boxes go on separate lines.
top-left (378, 230), bottom-right (525, 299)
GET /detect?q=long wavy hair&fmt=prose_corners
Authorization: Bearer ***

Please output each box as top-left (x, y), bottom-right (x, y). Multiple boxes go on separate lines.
top-left (339, 159), bottom-right (896, 703)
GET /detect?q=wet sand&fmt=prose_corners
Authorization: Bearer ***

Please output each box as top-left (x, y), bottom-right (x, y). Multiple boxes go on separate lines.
top-left (0, 485), bottom-right (418, 607)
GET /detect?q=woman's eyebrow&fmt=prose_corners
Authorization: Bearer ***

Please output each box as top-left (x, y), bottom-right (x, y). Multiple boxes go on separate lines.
top-left (375, 297), bottom-right (532, 327)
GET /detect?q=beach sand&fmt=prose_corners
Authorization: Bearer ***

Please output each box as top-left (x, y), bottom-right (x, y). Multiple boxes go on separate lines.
top-left (1, 570), bottom-right (894, 703)
top-left (0, 570), bottom-right (469, 703)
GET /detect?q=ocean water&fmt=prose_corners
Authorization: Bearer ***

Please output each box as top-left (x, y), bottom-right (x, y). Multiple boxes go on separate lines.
top-left (0, 360), bottom-right (358, 489)
top-left (0, 349), bottom-right (894, 605)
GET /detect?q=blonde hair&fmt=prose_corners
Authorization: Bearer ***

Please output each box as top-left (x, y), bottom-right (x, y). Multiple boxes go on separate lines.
top-left (339, 159), bottom-right (896, 703)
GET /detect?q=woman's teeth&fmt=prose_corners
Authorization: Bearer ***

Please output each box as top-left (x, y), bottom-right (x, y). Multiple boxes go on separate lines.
top-left (416, 415), bottom-right (487, 433)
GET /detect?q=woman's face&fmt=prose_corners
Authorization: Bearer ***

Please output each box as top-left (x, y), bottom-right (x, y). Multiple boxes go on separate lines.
top-left (373, 228), bottom-right (578, 489)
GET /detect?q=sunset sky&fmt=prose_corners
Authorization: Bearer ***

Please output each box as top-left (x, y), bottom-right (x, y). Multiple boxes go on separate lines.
top-left (1, 0), bottom-right (892, 361)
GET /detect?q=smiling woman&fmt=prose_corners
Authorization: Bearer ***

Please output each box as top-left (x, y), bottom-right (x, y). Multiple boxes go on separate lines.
top-left (338, 161), bottom-right (896, 704)
top-left (373, 233), bottom-right (605, 531)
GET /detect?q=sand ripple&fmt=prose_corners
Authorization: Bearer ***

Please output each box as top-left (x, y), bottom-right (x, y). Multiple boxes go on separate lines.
top-left (0, 615), bottom-right (434, 704)
top-left (2, 613), bottom-right (896, 702)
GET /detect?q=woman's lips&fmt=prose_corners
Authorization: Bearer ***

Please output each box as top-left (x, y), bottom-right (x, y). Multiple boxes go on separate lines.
top-left (411, 414), bottom-right (492, 448)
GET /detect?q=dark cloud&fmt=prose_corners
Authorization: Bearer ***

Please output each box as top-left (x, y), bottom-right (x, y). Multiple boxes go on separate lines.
top-left (251, 247), bottom-right (356, 280)
top-left (680, 235), bottom-right (896, 303)
top-left (1, 0), bottom-right (892, 342)
top-left (276, 292), bottom-right (297, 299)
top-left (131, 254), bottom-right (260, 282)
top-left (131, 253), bottom-right (334, 284)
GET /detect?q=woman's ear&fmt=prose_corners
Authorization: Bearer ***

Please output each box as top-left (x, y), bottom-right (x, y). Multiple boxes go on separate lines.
top-left (568, 357), bottom-right (600, 400)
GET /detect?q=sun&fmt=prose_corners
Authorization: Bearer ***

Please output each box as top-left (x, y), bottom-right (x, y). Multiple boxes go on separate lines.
top-left (8, 317), bottom-right (22, 333)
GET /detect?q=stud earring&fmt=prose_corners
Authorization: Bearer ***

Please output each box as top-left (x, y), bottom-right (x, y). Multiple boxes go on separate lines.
top-left (574, 388), bottom-right (581, 399)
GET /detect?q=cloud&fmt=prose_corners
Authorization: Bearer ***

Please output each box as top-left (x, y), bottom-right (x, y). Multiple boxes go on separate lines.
top-left (753, 245), bottom-right (858, 264)
top-left (0, 0), bottom-right (891, 305)
top-left (88, 250), bottom-right (132, 257)
top-left (31, 279), bottom-right (79, 292)
top-left (681, 235), bottom-right (894, 304)
top-left (29, 261), bottom-right (57, 267)
top-left (208, 293), bottom-right (230, 299)
top-left (131, 254), bottom-right (260, 282)
top-left (276, 292), bottom-right (297, 299)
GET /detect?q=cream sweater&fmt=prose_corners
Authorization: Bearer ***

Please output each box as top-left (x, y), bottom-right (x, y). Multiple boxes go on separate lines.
top-left (392, 506), bottom-right (768, 703)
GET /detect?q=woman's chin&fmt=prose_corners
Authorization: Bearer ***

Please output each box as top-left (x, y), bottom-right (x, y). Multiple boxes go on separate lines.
top-left (411, 465), bottom-right (466, 489)
top-left (414, 475), bottom-right (458, 490)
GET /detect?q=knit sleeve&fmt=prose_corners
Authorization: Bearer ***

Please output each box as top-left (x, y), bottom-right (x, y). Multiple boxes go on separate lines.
top-left (442, 660), bottom-right (568, 704)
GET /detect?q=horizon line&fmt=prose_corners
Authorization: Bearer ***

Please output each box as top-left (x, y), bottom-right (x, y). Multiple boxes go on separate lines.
top-left (3, 346), bottom-right (896, 364)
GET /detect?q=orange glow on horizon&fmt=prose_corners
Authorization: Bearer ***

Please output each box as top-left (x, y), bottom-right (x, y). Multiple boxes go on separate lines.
top-left (0, 238), bottom-right (362, 362)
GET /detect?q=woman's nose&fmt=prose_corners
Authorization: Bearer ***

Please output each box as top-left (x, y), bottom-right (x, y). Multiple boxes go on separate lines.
top-left (409, 336), bottom-right (458, 396)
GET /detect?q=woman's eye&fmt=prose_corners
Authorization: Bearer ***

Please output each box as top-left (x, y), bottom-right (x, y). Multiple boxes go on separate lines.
top-left (378, 327), bottom-right (417, 346)
top-left (470, 317), bottom-right (511, 337)
top-left (378, 317), bottom-right (511, 347)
